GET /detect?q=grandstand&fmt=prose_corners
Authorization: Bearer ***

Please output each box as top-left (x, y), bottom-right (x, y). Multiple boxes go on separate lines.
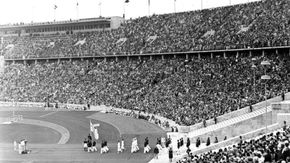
top-left (0, 0), bottom-right (290, 162)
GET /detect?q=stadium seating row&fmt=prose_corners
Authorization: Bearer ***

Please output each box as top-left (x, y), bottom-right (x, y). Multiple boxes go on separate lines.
top-left (1, 0), bottom-right (289, 59)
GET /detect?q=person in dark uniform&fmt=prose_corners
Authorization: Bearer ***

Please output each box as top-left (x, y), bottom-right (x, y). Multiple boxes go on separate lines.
top-left (87, 140), bottom-right (92, 152)
top-left (169, 147), bottom-right (173, 162)
top-left (214, 137), bottom-right (218, 143)
top-left (282, 91), bottom-right (285, 101)
top-left (88, 134), bottom-right (92, 142)
top-left (177, 139), bottom-right (180, 149)
top-left (214, 115), bottom-right (217, 124)
top-left (180, 138), bottom-right (183, 147)
top-left (166, 137), bottom-right (171, 148)
top-left (100, 140), bottom-right (104, 154)
top-left (186, 137), bottom-right (190, 148)
top-left (249, 104), bottom-right (253, 112)
top-left (144, 137), bottom-right (151, 153)
top-left (154, 146), bottom-right (159, 159)
top-left (196, 137), bottom-right (201, 148)
top-left (83, 138), bottom-right (88, 151)
top-left (206, 137), bottom-right (211, 146)
top-left (92, 140), bottom-right (97, 152)
top-left (203, 119), bottom-right (207, 128)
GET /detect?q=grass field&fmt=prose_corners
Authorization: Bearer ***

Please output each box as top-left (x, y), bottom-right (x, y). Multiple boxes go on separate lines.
top-left (0, 107), bottom-right (167, 163)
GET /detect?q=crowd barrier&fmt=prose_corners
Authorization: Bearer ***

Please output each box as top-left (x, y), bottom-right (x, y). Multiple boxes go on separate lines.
top-left (178, 92), bottom-right (290, 133)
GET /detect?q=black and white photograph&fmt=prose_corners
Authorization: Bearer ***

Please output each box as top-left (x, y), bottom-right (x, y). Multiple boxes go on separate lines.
top-left (0, 0), bottom-right (290, 162)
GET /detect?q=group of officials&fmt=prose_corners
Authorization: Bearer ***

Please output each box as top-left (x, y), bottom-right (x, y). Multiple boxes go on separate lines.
top-left (83, 134), bottom-right (172, 156)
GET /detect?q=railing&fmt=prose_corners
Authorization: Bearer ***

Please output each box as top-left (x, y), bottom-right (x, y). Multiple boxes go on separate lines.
top-left (4, 45), bottom-right (290, 61)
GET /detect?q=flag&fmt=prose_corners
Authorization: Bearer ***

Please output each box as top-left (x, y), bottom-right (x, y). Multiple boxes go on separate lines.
top-left (94, 125), bottom-right (99, 140)
top-left (76, 2), bottom-right (79, 6)
top-left (54, 5), bottom-right (57, 10)
top-left (148, 0), bottom-right (150, 6)
top-left (90, 120), bottom-right (94, 132)
top-left (90, 120), bottom-right (100, 140)
top-left (125, 0), bottom-right (129, 3)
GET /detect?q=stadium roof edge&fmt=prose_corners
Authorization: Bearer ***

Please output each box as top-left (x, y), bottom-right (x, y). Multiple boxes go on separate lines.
top-left (0, 16), bottom-right (123, 29)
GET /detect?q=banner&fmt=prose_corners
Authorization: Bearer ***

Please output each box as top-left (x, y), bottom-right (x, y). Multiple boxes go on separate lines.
top-left (90, 120), bottom-right (100, 140)
top-left (94, 126), bottom-right (99, 140)
top-left (90, 120), bottom-right (94, 133)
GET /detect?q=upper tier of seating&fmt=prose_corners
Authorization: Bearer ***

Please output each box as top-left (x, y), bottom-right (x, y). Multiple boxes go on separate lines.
top-left (1, 0), bottom-right (290, 59)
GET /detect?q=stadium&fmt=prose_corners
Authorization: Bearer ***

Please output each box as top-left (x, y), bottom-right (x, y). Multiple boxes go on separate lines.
top-left (0, 0), bottom-right (290, 162)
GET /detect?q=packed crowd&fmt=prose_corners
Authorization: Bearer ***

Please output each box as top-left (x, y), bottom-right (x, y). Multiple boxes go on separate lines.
top-left (1, 52), bottom-right (289, 126)
top-left (179, 123), bottom-right (290, 163)
top-left (1, 0), bottom-right (289, 59)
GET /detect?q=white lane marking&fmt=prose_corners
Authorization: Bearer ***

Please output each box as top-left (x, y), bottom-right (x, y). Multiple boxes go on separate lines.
top-left (40, 111), bottom-right (59, 118)
top-left (18, 118), bottom-right (70, 144)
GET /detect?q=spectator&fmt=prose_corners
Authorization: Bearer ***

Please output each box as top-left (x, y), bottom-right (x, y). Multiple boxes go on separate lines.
top-left (179, 125), bottom-right (290, 163)
top-left (206, 137), bottom-right (211, 146)
top-left (169, 147), bottom-right (173, 162)
top-left (196, 137), bottom-right (201, 148)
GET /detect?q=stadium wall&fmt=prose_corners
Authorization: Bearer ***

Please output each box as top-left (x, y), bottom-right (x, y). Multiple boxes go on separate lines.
top-left (178, 93), bottom-right (290, 133)
top-left (190, 123), bottom-right (281, 156)
top-left (189, 113), bottom-right (290, 156)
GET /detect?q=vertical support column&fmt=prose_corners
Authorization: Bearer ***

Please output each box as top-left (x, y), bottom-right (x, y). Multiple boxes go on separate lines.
top-left (138, 56), bottom-right (141, 61)
top-left (186, 54), bottom-right (189, 60)
top-left (69, 58), bottom-right (72, 62)
top-left (35, 60), bottom-right (37, 64)
top-left (174, 55), bottom-right (176, 59)
top-left (115, 57), bottom-right (118, 62)
top-left (162, 55), bottom-right (164, 60)
top-left (223, 52), bottom-right (226, 59)
top-left (249, 51), bottom-right (252, 58)
top-left (58, 59), bottom-right (60, 64)
top-left (262, 50), bottom-right (265, 57)
top-left (275, 49), bottom-right (278, 55)
top-left (93, 57), bottom-right (95, 61)
top-left (104, 57), bottom-right (107, 62)
top-left (198, 53), bottom-right (201, 60)
top-left (150, 55), bottom-right (153, 61)
top-left (127, 56), bottom-right (130, 61)
top-left (211, 53), bottom-right (213, 59)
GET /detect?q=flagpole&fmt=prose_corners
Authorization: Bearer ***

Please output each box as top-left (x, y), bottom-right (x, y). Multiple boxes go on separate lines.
top-left (174, 0), bottom-right (176, 13)
top-left (54, 8), bottom-right (56, 21)
top-left (201, 0), bottom-right (203, 10)
top-left (76, 2), bottom-right (79, 19)
top-left (53, 7), bottom-right (56, 21)
top-left (98, 1), bottom-right (102, 17)
top-left (148, 0), bottom-right (150, 16)
top-left (89, 120), bottom-right (91, 133)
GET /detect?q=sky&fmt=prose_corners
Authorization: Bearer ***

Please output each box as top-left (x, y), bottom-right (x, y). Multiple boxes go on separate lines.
top-left (0, 0), bottom-right (259, 25)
